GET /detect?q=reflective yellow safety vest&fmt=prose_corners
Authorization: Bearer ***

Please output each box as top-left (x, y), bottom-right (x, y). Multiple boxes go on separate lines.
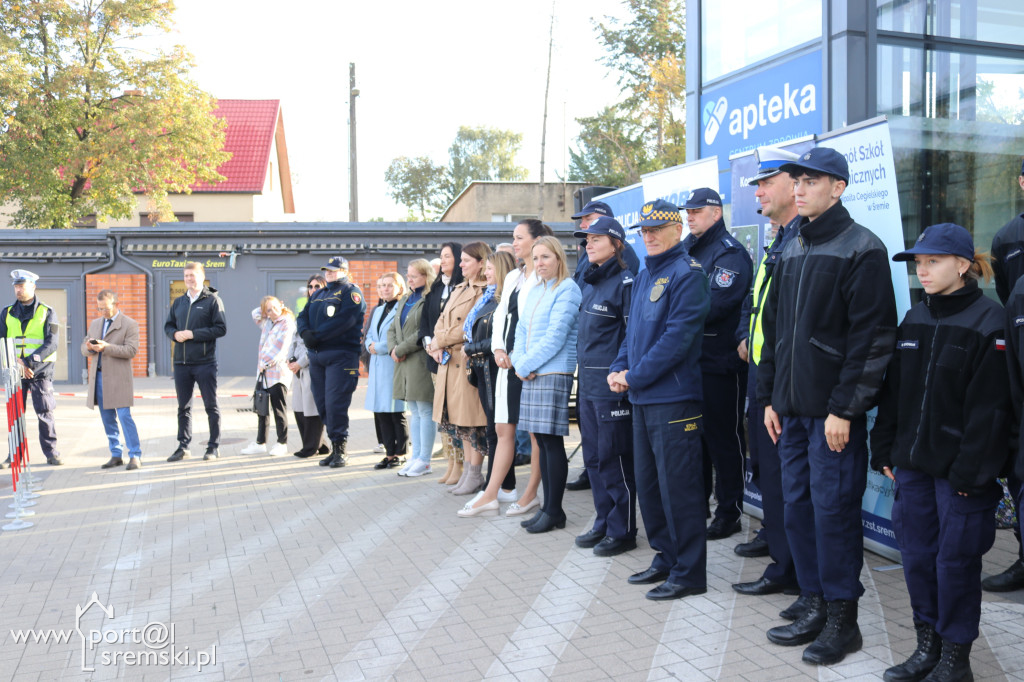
top-left (5, 302), bottom-right (56, 364)
top-left (749, 252), bottom-right (772, 365)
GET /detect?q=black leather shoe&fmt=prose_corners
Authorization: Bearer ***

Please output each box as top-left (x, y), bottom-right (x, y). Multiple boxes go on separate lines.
top-left (317, 443), bottom-right (331, 454)
top-left (732, 576), bottom-right (798, 596)
top-left (575, 528), bottom-right (605, 548)
top-left (734, 533), bottom-right (770, 557)
top-left (767, 593), bottom-right (826, 645)
top-left (883, 621), bottom-right (940, 682)
top-left (646, 581), bottom-right (707, 601)
top-left (521, 509), bottom-right (544, 528)
top-left (374, 455), bottom-right (402, 470)
top-left (802, 599), bottom-right (862, 665)
top-left (924, 639), bottom-right (973, 682)
top-left (47, 456), bottom-right (64, 466)
top-left (565, 469), bottom-right (591, 491)
top-left (101, 457), bottom-right (125, 469)
top-left (982, 558), bottom-right (1024, 592)
top-left (628, 566), bottom-right (670, 585)
top-left (203, 447), bottom-right (219, 460)
top-left (707, 517), bottom-right (742, 540)
top-left (526, 511), bottom-right (567, 533)
top-left (167, 447), bottom-right (190, 462)
top-left (125, 458), bottom-right (141, 471)
top-left (294, 450), bottom-right (315, 458)
top-left (593, 536), bottom-right (637, 557)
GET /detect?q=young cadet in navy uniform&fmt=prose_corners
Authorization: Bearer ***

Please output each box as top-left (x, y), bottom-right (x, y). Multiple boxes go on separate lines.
top-left (732, 147), bottom-right (803, 605)
top-left (758, 147), bottom-right (897, 665)
top-left (609, 198), bottom-right (711, 601)
top-left (296, 256), bottom-right (366, 468)
top-left (873, 223), bottom-right (1009, 682)
top-left (680, 188), bottom-right (753, 541)
top-left (573, 216), bottom-right (637, 557)
top-left (983, 157), bottom-right (1024, 593)
top-left (1, 270), bottom-right (62, 466)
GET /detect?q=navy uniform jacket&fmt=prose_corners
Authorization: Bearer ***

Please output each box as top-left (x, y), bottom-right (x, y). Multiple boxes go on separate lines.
top-left (573, 241), bottom-right (641, 287)
top-left (577, 257), bottom-right (633, 402)
top-left (683, 219), bottom-right (752, 374)
top-left (991, 212), bottom-right (1024, 304)
top-left (611, 241), bottom-right (709, 405)
top-left (296, 276), bottom-right (366, 354)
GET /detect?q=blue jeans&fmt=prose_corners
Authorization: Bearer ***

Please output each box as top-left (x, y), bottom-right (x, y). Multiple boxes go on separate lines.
top-left (96, 371), bottom-right (141, 459)
top-left (407, 400), bottom-right (435, 463)
top-left (515, 428), bottom-right (531, 455)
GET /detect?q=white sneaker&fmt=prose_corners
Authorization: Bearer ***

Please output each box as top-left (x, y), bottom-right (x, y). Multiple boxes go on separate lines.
top-left (497, 488), bottom-right (518, 503)
top-left (404, 460), bottom-right (432, 477)
top-left (373, 443), bottom-right (386, 453)
top-left (396, 460), bottom-right (414, 476)
top-left (268, 443), bottom-right (287, 456)
top-left (241, 442), bottom-right (267, 455)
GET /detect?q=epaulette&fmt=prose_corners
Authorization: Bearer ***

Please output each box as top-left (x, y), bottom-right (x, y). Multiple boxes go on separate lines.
top-left (689, 257), bottom-right (704, 272)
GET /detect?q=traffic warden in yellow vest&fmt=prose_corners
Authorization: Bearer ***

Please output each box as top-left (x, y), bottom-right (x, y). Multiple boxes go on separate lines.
top-left (0, 269), bottom-right (62, 465)
top-left (731, 147), bottom-right (803, 609)
top-left (680, 188), bottom-right (753, 541)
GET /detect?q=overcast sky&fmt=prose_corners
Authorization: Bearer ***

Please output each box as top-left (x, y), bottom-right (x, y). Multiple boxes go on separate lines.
top-left (166, 0), bottom-right (631, 221)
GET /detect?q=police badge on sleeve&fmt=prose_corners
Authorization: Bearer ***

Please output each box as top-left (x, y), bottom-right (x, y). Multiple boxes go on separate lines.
top-left (713, 267), bottom-right (738, 288)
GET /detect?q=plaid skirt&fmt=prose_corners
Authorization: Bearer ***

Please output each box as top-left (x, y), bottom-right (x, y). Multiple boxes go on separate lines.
top-left (518, 373), bottom-right (573, 436)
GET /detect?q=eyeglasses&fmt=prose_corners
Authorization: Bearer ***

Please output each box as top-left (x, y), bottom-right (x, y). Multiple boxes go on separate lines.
top-left (308, 284), bottom-right (323, 290)
top-left (639, 224), bottom-right (675, 236)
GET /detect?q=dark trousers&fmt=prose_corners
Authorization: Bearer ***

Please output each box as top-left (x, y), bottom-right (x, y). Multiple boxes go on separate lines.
top-left (173, 362), bottom-right (220, 449)
top-left (747, 366), bottom-right (797, 587)
top-left (536, 433), bottom-right (567, 516)
top-left (633, 401), bottom-right (707, 588)
top-left (578, 396), bottom-right (636, 540)
top-left (374, 412), bottom-right (409, 457)
top-left (474, 359), bottom-right (515, 491)
top-left (307, 348), bottom-right (359, 443)
top-left (701, 370), bottom-right (747, 524)
top-left (21, 378), bottom-right (59, 459)
top-left (779, 414), bottom-right (868, 601)
top-left (1006, 475), bottom-right (1024, 560)
top-left (894, 468), bottom-right (1000, 643)
top-left (294, 411), bottom-right (328, 456)
top-left (256, 382), bottom-right (289, 445)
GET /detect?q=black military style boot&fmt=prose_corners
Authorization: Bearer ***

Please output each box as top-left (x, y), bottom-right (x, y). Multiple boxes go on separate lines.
top-left (767, 593), bottom-right (826, 646)
top-left (921, 640), bottom-right (973, 682)
top-left (802, 599), bottom-right (862, 665)
top-left (884, 621), bottom-right (941, 682)
top-left (328, 439), bottom-right (348, 468)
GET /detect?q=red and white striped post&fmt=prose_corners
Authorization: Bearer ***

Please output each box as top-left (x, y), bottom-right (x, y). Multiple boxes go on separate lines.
top-left (3, 338), bottom-right (34, 530)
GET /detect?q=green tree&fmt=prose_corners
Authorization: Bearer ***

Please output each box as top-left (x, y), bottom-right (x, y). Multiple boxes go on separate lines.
top-left (0, 0), bottom-right (230, 228)
top-left (384, 126), bottom-right (527, 218)
top-left (384, 155), bottom-right (447, 220)
top-left (571, 0), bottom-right (687, 186)
top-left (444, 126), bottom-right (528, 205)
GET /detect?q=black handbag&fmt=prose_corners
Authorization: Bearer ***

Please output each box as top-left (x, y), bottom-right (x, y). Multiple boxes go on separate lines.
top-left (253, 371), bottom-right (270, 416)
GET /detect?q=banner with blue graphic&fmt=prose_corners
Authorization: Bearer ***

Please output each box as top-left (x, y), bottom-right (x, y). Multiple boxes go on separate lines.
top-left (701, 50), bottom-right (823, 189)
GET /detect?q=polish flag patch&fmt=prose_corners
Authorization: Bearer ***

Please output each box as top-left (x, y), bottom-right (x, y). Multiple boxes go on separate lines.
top-left (996, 338), bottom-right (1006, 351)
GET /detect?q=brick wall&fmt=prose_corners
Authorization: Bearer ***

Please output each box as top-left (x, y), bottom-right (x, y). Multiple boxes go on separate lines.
top-left (84, 273), bottom-right (148, 377)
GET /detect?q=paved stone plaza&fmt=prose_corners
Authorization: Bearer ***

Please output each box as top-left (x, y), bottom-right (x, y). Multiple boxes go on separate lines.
top-left (1, 377), bottom-right (1023, 681)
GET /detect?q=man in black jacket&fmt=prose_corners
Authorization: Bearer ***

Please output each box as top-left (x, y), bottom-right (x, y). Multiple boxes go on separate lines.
top-left (164, 262), bottom-right (227, 462)
top-left (757, 147), bottom-right (897, 666)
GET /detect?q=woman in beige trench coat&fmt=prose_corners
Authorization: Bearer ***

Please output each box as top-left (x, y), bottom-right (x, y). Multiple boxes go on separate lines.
top-left (428, 241), bottom-right (492, 495)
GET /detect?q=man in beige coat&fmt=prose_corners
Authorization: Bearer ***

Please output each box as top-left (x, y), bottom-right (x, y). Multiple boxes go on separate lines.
top-left (82, 290), bottom-right (142, 470)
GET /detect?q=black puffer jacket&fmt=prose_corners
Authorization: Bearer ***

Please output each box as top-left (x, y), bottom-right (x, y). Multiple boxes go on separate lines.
top-left (163, 286), bottom-right (227, 365)
top-left (871, 281), bottom-right (1010, 495)
top-left (756, 201), bottom-right (898, 418)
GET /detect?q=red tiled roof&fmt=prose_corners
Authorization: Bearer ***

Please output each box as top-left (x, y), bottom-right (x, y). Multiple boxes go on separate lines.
top-left (193, 99), bottom-right (280, 193)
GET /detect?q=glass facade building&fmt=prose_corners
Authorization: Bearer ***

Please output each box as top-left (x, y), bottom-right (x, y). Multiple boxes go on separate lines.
top-left (687, 0), bottom-right (1024, 298)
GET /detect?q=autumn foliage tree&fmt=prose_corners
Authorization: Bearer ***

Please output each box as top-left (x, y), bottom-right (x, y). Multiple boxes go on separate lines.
top-left (0, 0), bottom-right (230, 228)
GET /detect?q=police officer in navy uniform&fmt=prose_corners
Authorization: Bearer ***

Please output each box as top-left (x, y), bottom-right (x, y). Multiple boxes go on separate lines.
top-left (567, 200), bottom-right (641, 493)
top-left (1, 270), bottom-right (62, 465)
top-left (574, 216), bottom-right (637, 557)
top-left (609, 199), bottom-right (711, 601)
top-left (732, 147), bottom-right (803, 604)
top-left (983, 157), bottom-right (1024, 593)
top-left (297, 256), bottom-right (366, 468)
top-left (680, 188), bottom-right (753, 540)
top-left (758, 147), bottom-right (897, 666)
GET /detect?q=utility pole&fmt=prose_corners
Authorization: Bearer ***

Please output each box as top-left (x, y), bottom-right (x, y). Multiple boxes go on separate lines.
top-left (538, 1), bottom-right (555, 220)
top-left (349, 63), bottom-right (359, 222)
